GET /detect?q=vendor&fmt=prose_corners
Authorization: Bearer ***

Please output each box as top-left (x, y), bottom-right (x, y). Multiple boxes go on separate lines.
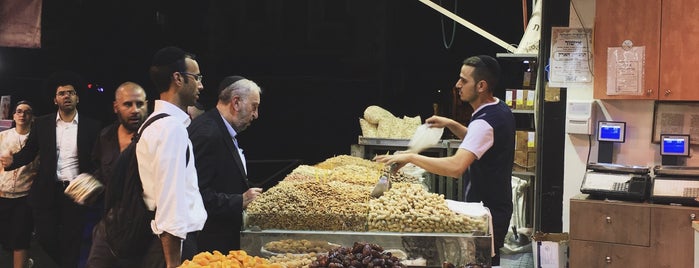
top-left (374, 55), bottom-right (514, 266)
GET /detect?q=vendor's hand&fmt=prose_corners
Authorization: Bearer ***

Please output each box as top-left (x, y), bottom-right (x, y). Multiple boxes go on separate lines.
top-left (425, 115), bottom-right (451, 128)
top-left (0, 150), bottom-right (13, 168)
top-left (243, 187), bottom-right (263, 209)
top-left (373, 153), bottom-right (411, 172)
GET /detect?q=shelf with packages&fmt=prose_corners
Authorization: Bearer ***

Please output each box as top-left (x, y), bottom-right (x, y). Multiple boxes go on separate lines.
top-left (350, 136), bottom-right (463, 200)
top-left (497, 53), bottom-right (538, 231)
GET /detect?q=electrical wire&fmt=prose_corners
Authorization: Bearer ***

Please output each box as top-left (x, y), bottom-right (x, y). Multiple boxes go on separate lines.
top-left (439, 0), bottom-right (457, 49)
top-left (585, 134), bottom-right (593, 180)
top-left (570, 0), bottom-right (594, 78)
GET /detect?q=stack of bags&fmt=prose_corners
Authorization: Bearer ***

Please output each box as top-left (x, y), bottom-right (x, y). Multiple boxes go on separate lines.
top-left (359, 105), bottom-right (421, 139)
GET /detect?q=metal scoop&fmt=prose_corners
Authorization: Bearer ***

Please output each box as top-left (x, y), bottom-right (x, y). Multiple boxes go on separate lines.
top-left (371, 163), bottom-right (397, 198)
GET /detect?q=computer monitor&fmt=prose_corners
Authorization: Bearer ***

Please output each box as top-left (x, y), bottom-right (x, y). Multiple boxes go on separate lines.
top-left (597, 121), bottom-right (626, 143)
top-left (660, 134), bottom-right (690, 156)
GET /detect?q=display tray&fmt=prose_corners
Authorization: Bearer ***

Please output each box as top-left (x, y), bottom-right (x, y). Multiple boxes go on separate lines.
top-left (358, 136), bottom-right (461, 149)
top-left (241, 229), bottom-right (492, 268)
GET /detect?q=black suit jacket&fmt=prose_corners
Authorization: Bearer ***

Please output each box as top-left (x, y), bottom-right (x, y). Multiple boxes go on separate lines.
top-left (188, 108), bottom-right (250, 251)
top-left (7, 113), bottom-right (101, 208)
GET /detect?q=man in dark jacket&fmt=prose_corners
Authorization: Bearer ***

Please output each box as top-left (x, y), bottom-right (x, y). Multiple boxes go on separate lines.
top-left (188, 75), bottom-right (263, 252)
top-left (1, 72), bottom-right (102, 268)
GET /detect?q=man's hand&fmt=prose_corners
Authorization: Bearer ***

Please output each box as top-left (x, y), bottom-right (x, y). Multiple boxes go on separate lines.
top-left (243, 187), bottom-right (263, 209)
top-left (0, 150), bottom-right (13, 168)
top-left (425, 115), bottom-right (452, 128)
top-left (373, 153), bottom-right (410, 172)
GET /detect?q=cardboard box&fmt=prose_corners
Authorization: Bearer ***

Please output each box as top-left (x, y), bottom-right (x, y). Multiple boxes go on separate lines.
top-left (532, 232), bottom-right (569, 268)
top-left (513, 150), bottom-right (527, 172)
top-left (516, 131), bottom-right (528, 152)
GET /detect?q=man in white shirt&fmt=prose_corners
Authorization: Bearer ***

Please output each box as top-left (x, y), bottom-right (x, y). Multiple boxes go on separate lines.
top-left (1, 72), bottom-right (102, 268)
top-left (138, 46), bottom-right (207, 267)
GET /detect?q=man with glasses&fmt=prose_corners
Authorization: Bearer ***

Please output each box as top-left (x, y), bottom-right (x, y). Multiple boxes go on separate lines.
top-left (375, 55), bottom-right (514, 266)
top-left (1, 71), bottom-right (102, 268)
top-left (124, 46), bottom-right (207, 267)
top-left (188, 76), bottom-right (264, 254)
top-left (0, 101), bottom-right (38, 268)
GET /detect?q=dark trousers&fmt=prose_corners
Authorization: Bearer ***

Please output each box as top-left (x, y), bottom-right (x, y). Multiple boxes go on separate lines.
top-left (491, 208), bottom-right (513, 266)
top-left (33, 187), bottom-right (87, 268)
top-left (86, 220), bottom-right (165, 268)
top-left (87, 220), bottom-right (198, 268)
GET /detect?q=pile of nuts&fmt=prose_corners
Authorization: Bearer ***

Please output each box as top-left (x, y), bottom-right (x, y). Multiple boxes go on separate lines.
top-left (268, 253), bottom-right (318, 268)
top-left (263, 239), bottom-right (339, 254)
top-left (368, 183), bottom-right (488, 233)
top-left (246, 180), bottom-right (370, 231)
top-left (247, 155), bottom-right (484, 233)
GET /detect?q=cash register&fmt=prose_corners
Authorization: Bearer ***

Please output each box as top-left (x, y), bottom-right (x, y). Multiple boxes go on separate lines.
top-left (581, 163), bottom-right (651, 201)
top-left (580, 121), bottom-right (652, 201)
top-left (651, 134), bottom-right (699, 205)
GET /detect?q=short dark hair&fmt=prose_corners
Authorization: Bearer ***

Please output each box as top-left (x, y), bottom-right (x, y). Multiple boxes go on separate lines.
top-left (149, 46), bottom-right (195, 94)
top-left (463, 55), bottom-right (501, 92)
top-left (45, 70), bottom-right (84, 97)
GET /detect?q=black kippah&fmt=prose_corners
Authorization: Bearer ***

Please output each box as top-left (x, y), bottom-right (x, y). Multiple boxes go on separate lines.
top-left (218, 75), bottom-right (246, 93)
top-left (151, 46), bottom-right (186, 66)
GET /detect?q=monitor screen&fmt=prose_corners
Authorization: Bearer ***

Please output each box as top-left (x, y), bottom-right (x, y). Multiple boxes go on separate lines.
top-left (597, 121), bottom-right (626, 143)
top-left (660, 134), bottom-right (690, 156)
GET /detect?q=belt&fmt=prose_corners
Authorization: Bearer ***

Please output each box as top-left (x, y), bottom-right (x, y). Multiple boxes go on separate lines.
top-left (56, 180), bottom-right (71, 189)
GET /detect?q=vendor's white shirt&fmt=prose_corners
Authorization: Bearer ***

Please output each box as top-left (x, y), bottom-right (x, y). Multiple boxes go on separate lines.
top-left (137, 100), bottom-right (207, 239)
top-left (459, 101), bottom-right (497, 158)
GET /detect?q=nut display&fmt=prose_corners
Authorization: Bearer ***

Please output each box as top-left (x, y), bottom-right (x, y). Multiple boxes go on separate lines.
top-left (246, 180), bottom-right (370, 231)
top-left (263, 239), bottom-right (339, 254)
top-left (268, 253), bottom-right (318, 268)
top-left (368, 183), bottom-right (488, 233)
top-left (246, 155), bottom-right (486, 234)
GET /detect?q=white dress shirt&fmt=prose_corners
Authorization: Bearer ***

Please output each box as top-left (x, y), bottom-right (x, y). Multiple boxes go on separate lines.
top-left (220, 114), bottom-right (247, 175)
top-left (56, 113), bottom-right (79, 182)
top-left (137, 100), bottom-right (207, 239)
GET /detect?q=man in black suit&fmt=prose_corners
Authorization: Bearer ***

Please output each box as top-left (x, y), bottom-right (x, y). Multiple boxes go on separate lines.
top-left (188, 76), bottom-right (263, 252)
top-left (0, 72), bottom-right (101, 267)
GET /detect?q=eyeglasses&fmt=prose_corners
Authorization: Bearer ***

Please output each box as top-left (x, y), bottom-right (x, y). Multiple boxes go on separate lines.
top-left (14, 109), bottom-right (32, 115)
top-left (180, 72), bottom-right (203, 82)
top-left (56, 90), bottom-right (77, 97)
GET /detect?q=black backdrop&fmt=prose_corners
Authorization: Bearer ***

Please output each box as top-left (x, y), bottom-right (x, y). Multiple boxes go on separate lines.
top-left (0, 0), bottom-right (525, 167)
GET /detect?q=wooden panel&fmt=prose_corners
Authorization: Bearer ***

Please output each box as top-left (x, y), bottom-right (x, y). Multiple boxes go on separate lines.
top-left (658, 0), bottom-right (699, 100)
top-left (570, 198), bottom-right (650, 246)
top-left (650, 205), bottom-right (699, 268)
top-left (569, 239), bottom-right (650, 268)
top-left (593, 0), bottom-right (661, 99)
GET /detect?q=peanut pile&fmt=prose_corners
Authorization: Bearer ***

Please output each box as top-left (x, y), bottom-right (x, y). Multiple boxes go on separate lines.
top-left (246, 155), bottom-right (486, 233)
top-left (368, 183), bottom-right (488, 233)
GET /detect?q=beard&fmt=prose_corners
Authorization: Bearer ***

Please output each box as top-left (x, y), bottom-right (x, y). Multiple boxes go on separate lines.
top-left (119, 116), bottom-right (142, 132)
